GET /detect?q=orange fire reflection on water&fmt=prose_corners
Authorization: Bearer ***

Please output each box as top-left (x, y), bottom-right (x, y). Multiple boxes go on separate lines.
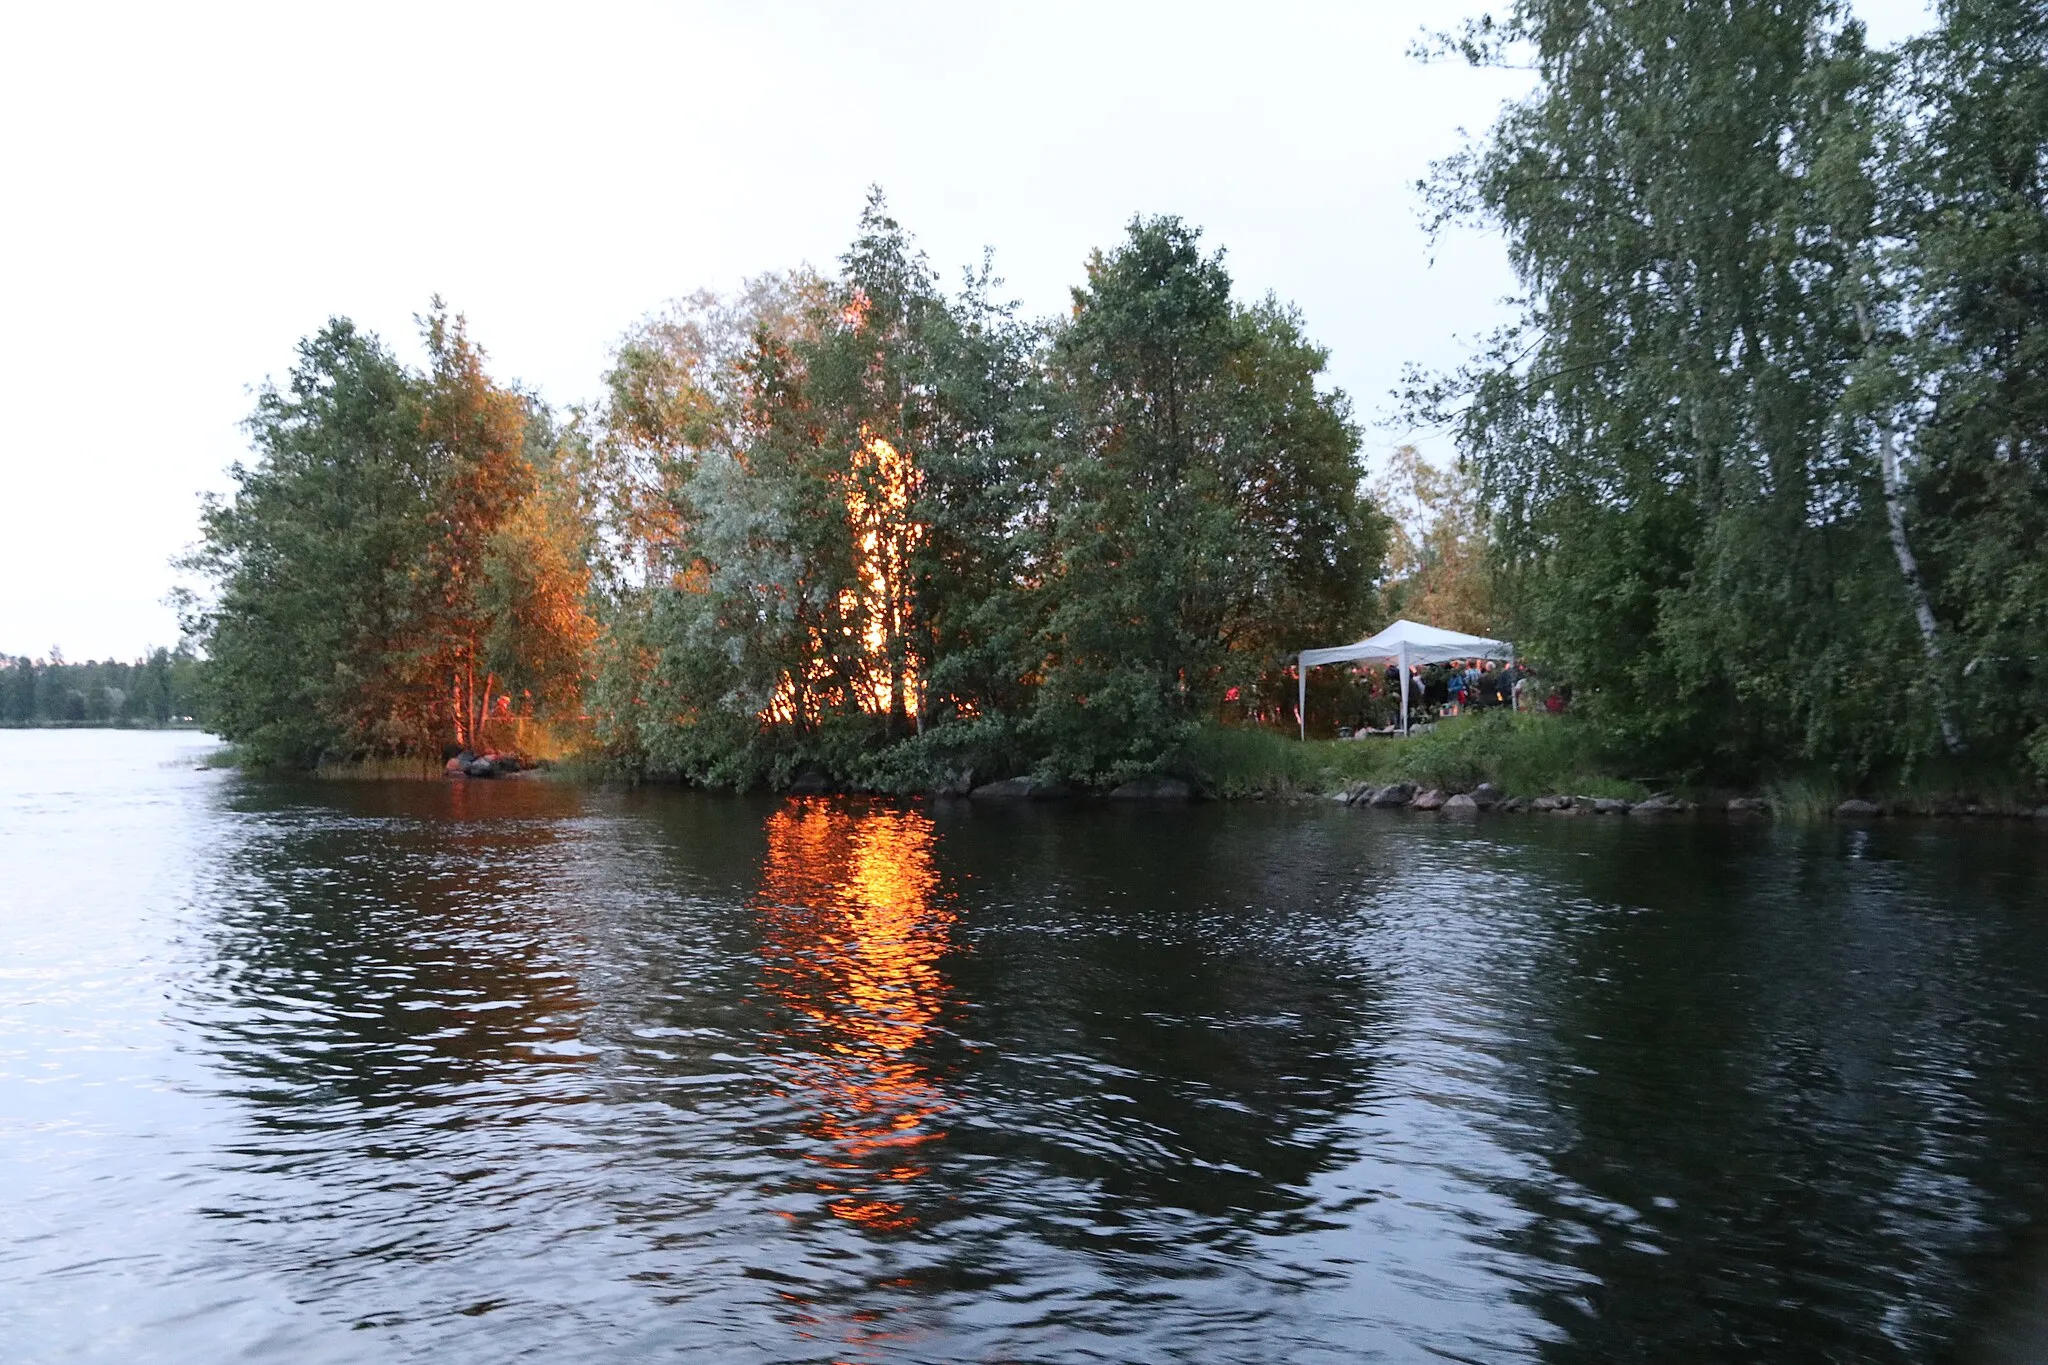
top-left (755, 801), bottom-right (955, 1232)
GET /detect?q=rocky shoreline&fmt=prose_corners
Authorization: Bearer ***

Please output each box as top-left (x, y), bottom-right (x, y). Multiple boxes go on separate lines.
top-left (946, 773), bottom-right (2048, 820)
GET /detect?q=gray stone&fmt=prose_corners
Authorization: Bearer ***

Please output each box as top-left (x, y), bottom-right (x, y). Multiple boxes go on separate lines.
top-left (934, 768), bottom-right (976, 799)
top-left (1469, 783), bottom-right (1501, 809)
top-left (1835, 798), bottom-right (1885, 818)
top-left (1727, 797), bottom-right (1771, 815)
top-left (465, 757), bottom-right (495, 778)
top-left (1442, 792), bottom-right (1480, 814)
top-left (1498, 796), bottom-right (1526, 813)
top-left (1531, 794), bottom-right (1573, 812)
top-left (1411, 788), bottom-right (1447, 811)
top-left (970, 776), bottom-right (1071, 801)
top-left (2034, 807), bottom-right (2048, 821)
top-left (1591, 797), bottom-right (1631, 815)
top-left (1368, 782), bottom-right (1416, 808)
top-left (1630, 794), bottom-right (1686, 816)
top-left (1108, 776), bottom-right (1195, 801)
top-left (1341, 781), bottom-right (1375, 807)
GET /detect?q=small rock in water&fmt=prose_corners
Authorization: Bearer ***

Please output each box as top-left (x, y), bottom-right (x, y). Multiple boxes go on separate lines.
top-left (1469, 783), bottom-right (1501, 809)
top-left (1498, 796), bottom-right (1526, 813)
top-left (1442, 792), bottom-right (1479, 814)
top-left (1532, 795), bottom-right (1573, 812)
top-left (1591, 797), bottom-right (1631, 815)
top-left (1368, 782), bottom-right (1416, 809)
top-left (1727, 797), bottom-right (1770, 816)
top-left (465, 757), bottom-right (495, 778)
top-left (1835, 798), bottom-right (1884, 818)
top-left (1411, 789), bottom-right (1447, 811)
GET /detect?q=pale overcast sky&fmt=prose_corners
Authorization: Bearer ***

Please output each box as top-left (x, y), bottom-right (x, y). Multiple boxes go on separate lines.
top-left (0, 0), bottom-right (1934, 660)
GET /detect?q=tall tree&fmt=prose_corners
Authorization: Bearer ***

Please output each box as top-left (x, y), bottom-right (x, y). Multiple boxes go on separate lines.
top-left (1883, 0), bottom-right (2048, 779)
top-left (1038, 217), bottom-right (1380, 779)
top-left (1423, 1), bottom-right (1939, 782)
top-left (186, 319), bottom-right (430, 765)
top-left (188, 309), bottom-right (595, 764)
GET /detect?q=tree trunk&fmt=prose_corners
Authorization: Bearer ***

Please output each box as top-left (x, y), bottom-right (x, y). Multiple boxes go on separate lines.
top-left (1855, 301), bottom-right (1964, 755)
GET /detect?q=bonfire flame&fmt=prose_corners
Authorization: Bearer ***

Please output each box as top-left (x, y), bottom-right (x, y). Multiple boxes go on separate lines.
top-left (761, 431), bottom-right (925, 724)
top-left (844, 433), bottom-right (923, 718)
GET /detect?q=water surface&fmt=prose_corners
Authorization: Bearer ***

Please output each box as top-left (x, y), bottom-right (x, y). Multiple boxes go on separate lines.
top-left (4, 730), bottom-right (2047, 1362)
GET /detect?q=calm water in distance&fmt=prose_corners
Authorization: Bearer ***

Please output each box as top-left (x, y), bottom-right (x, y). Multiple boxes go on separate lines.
top-left (5, 729), bottom-right (2048, 1363)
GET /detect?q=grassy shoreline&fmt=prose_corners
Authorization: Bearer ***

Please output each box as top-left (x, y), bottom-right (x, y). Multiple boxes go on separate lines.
top-left (193, 712), bottom-right (2048, 822)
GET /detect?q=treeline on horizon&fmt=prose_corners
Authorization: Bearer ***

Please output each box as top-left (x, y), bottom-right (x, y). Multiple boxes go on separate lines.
top-left (184, 0), bottom-right (2048, 796)
top-left (0, 649), bottom-right (207, 728)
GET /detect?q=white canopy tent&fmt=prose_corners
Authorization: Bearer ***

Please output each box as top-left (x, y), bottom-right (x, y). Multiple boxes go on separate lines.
top-left (1297, 619), bottom-right (1513, 738)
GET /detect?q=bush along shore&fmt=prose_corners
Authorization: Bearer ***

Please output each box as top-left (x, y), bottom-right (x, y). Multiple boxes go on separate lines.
top-left (534, 713), bottom-right (2045, 823)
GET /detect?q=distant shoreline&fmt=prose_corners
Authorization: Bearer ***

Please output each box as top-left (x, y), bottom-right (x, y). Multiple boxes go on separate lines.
top-left (0, 721), bottom-right (211, 731)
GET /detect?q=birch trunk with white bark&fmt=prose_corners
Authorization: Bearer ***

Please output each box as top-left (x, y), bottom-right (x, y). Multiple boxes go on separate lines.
top-left (1856, 300), bottom-right (1965, 754)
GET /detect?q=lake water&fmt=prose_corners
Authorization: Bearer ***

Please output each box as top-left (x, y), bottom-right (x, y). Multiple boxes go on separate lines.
top-left (4, 730), bottom-right (2048, 1362)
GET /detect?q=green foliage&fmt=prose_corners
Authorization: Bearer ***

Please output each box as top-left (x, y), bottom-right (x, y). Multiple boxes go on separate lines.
top-left (594, 199), bottom-right (1382, 791)
top-left (1175, 712), bottom-right (1632, 800)
top-left (1031, 217), bottom-right (1384, 783)
top-left (185, 311), bottom-right (596, 768)
top-left (186, 319), bottom-right (426, 765)
top-left (1418, 0), bottom-right (2048, 792)
top-left (1889, 0), bottom-right (2048, 782)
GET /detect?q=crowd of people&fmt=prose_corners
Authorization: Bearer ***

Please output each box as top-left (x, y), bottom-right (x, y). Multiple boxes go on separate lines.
top-left (1332, 659), bottom-right (1566, 737)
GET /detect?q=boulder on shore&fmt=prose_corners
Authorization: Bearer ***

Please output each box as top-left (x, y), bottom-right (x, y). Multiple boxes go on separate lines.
top-left (1498, 796), bottom-right (1526, 813)
top-left (1531, 794), bottom-right (1573, 812)
top-left (1835, 798), bottom-right (1885, 818)
top-left (1442, 792), bottom-right (1480, 814)
top-left (1368, 782), bottom-right (1416, 808)
top-left (1411, 788), bottom-right (1447, 811)
top-left (465, 757), bottom-right (496, 778)
top-left (1727, 797), bottom-right (1771, 816)
top-left (1469, 783), bottom-right (1501, 809)
top-left (1589, 797), bottom-right (1631, 815)
top-left (1108, 775), bottom-right (1196, 801)
top-left (1629, 793), bottom-right (1691, 816)
top-left (970, 776), bottom-right (1071, 801)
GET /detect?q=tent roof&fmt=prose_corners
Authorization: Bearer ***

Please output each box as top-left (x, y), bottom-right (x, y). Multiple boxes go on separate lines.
top-left (1300, 619), bottom-right (1512, 669)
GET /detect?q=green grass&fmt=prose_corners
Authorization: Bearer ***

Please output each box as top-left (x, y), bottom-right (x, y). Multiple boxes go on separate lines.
top-left (1762, 773), bottom-right (1847, 824)
top-left (1764, 761), bottom-right (2043, 822)
top-left (1181, 712), bottom-right (1640, 799)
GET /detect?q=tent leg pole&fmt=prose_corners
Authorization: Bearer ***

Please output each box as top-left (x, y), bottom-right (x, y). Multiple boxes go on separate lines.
top-left (1399, 642), bottom-right (1410, 736)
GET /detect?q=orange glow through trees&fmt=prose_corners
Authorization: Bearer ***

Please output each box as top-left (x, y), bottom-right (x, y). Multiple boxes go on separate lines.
top-left (760, 432), bottom-right (926, 728)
